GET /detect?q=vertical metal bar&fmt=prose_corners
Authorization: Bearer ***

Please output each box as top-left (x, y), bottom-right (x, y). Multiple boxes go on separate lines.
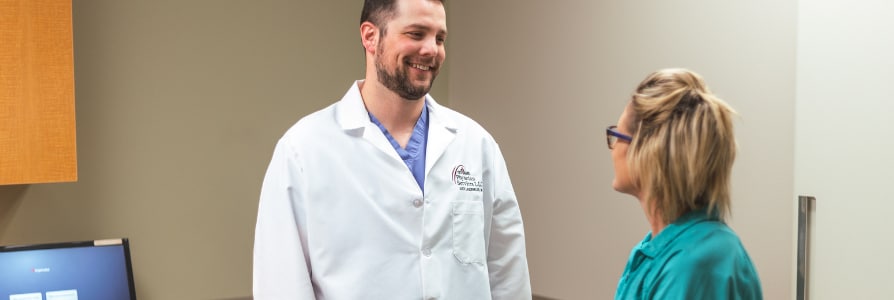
top-left (797, 196), bottom-right (815, 300)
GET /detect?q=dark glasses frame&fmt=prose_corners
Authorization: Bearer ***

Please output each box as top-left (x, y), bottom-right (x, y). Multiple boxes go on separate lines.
top-left (606, 125), bottom-right (632, 149)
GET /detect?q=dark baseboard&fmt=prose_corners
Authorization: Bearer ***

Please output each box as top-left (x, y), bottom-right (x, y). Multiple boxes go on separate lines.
top-left (533, 294), bottom-right (560, 300)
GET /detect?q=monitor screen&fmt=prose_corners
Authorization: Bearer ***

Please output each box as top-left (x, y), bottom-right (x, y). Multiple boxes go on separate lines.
top-left (0, 238), bottom-right (136, 300)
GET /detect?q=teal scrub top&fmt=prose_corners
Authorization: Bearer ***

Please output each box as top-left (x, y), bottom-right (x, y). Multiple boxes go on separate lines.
top-left (615, 210), bottom-right (763, 300)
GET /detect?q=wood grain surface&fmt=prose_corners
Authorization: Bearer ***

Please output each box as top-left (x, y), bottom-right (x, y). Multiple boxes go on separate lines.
top-left (1, 0), bottom-right (77, 185)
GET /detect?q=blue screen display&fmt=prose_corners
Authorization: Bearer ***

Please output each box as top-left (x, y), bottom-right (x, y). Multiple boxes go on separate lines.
top-left (0, 244), bottom-right (133, 300)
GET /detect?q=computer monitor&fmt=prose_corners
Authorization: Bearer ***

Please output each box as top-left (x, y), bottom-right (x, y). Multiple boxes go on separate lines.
top-left (0, 238), bottom-right (137, 300)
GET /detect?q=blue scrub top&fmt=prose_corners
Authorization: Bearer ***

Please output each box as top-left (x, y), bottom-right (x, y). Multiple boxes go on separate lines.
top-left (615, 209), bottom-right (763, 300)
top-left (368, 103), bottom-right (429, 192)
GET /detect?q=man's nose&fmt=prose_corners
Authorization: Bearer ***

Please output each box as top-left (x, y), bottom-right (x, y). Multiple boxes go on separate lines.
top-left (418, 37), bottom-right (439, 57)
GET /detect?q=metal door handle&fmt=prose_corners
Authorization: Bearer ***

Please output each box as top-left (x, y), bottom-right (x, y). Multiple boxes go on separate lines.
top-left (797, 195), bottom-right (815, 300)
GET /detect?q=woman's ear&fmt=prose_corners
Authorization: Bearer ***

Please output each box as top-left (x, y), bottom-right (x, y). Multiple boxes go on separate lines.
top-left (360, 22), bottom-right (378, 54)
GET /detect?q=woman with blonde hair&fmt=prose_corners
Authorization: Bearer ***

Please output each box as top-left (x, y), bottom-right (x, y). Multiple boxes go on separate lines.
top-left (609, 69), bottom-right (762, 299)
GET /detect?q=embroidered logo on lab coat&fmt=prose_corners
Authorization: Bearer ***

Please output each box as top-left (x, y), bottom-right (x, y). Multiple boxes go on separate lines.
top-left (452, 165), bottom-right (483, 192)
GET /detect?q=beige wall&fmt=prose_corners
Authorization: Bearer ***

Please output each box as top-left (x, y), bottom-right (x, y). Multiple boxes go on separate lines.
top-left (447, 1), bottom-right (796, 299)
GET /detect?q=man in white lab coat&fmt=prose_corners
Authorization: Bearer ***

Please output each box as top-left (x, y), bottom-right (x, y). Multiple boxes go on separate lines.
top-left (252, 0), bottom-right (531, 299)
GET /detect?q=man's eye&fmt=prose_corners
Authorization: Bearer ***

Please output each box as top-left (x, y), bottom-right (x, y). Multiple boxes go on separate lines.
top-left (407, 32), bottom-right (423, 39)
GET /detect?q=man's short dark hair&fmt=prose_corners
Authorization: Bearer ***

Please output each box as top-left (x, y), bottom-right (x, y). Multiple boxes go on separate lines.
top-left (360, 0), bottom-right (445, 28)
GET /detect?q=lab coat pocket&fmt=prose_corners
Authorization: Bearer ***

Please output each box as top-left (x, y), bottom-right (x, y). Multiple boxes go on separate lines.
top-left (451, 201), bottom-right (486, 264)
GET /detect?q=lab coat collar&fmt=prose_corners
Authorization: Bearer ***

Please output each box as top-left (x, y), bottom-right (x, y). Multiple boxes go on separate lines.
top-left (334, 80), bottom-right (458, 176)
top-left (335, 80), bottom-right (458, 132)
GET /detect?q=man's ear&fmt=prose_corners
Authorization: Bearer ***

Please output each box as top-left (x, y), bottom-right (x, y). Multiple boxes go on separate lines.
top-left (360, 21), bottom-right (379, 54)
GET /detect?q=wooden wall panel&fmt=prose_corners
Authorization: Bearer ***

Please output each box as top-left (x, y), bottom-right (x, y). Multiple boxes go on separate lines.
top-left (0, 0), bottom-right (77, 185)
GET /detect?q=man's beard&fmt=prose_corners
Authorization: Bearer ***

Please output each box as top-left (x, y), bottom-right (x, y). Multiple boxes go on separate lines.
top-left (375, 52), bottom-right (436, 100)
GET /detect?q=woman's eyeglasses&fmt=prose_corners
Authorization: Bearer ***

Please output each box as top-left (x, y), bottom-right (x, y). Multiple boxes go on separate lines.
top-left (606, 125), bottom-right (632, 149)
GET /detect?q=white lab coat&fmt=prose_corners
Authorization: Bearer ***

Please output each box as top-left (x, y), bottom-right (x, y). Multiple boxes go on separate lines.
top-left (253, 81), bottom-right (531, 300)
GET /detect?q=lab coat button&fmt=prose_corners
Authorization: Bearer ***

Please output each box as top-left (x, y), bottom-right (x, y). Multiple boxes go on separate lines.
top-left (422, 248), bottom-right (432, 257)
top-left (413, 199), bottom-right (423, 207)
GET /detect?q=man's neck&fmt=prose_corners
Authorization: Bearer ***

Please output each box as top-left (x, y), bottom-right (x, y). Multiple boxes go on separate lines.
top-left (359, 80), bottom-right (426, 148)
